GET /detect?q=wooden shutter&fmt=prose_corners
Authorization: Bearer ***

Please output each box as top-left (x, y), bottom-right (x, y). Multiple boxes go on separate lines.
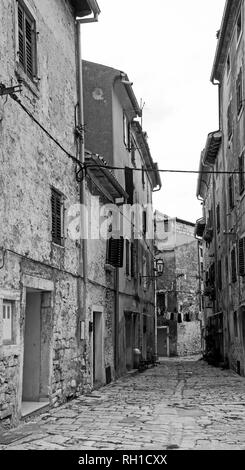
top-left (218, 260), bottom-right (222, 290)
top-left (18, 2), bottom-right (36, 78)
top-left (239, 153), bottom-right (244, 194)
top-left (108, 237), bottom-right (124, 268)
top-left (227, 102), bottom-right (232, 139)
top-left (51, 189), bottom-right (62, 245)
top-left (231, 247), bottom-right (237, 283)
top-left (126, 240), bottom-right (130, 275)
top-left (142, 210), bottom-right (147, 235)
top-left (131, 241), bottom-right (135, 278)
top-left (18, 4), bottom-right (25, 68)
top-left (125, 167), bottom-right (134, 205)
top-left (229, 175), bottom-right (234, 209)
top-left (25, 16), bottom-right (34, 77)
top-left (239, 238), bottom-right (245, 276)
top-left (216, 204), bottom-right (220, 233)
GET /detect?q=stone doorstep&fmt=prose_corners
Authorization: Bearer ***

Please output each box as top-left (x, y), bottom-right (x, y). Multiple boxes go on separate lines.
top-left (21, 401), bottom-right (50, 421)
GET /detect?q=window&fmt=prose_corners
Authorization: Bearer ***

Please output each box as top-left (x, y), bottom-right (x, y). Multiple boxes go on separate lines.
top-left (227, 54), bottom-right (231, 76)
top-left (237, 9), bottom-right (242, 43)
top-left (164, 217), bottom-right (169, 233)
top-left (236, 68), bottom-right (243, 115)
top-left (123, 113), bottom-right (131, 150)
top-left (227, 101), bottom-right (233, 140)
top-left (142, 209), bottom-right (147, 236)
top-left (2, 301), bottom-right (14, 344)
top-left (234, 311), bottom-right (238, 337)
top-left (231, 247), bottom-right (237, 283)
top-left (131, 241), bottom-right (136, 278)
top-left (228, 175), bottom-right (234, 210)
top-left (124, 167), bottom-right (134, 205)
top-left (239, 237), bottom-right (245, 276)
top-left (216, 204), bottom-right (220, 233)
top-left (131, 138), bottom-right (136, 167)
top-left (51, 188), bottom-right (64, 245)
top-left (17, 0), bottom-right (37, 80)
top-left (218, 259), bottom-right (222, 290)
top-left (107, 237), bottom-right (124, 268)
top-left (142, 165), bottom-right (145, 188)
top-left (126, 239), bottom-right (130, 276)
top-left (239, 152), bottom-right (245, 194)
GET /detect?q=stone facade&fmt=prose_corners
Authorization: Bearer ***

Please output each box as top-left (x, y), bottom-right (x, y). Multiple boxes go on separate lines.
top-left (196, 0), bottom-right (245, 376)
top-left (155, 213), bottom-right (201, 357)
top-left (0, 0), bottom-right (105, 428)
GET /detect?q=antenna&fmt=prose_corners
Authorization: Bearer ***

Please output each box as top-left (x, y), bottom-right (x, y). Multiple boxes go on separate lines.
top-left (140, 98), bottom-right (145, 128)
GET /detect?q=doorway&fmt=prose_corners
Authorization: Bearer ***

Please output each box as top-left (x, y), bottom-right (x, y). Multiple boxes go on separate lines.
top-left (93, 311), bottom-right (103, 386)
top-left (157, 326), bottom-right (169, 357)
top-left (22, 290), bottom-right (51, 414)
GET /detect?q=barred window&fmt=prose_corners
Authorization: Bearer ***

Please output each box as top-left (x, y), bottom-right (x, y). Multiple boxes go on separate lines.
top-left (2, 301), bottom-right (14, 344)
top-left (17, 1), bottom-right (37, 80)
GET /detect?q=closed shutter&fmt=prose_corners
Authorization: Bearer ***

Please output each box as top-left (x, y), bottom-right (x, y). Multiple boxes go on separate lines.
top-left (126, 240), bottom-right (130, 275)
top-left (108, 237), bottom-right (124, 268)
top-left (18, 4), bottom-right (25, 68)
top-left (231, 247), bottom-right (237, 283)
top-left (239, 153), bottom-right (244, 194)
top-left (51, 189), bottom-right (63, 245)
top-left (125, 167), bottom-right (134, 205)
top-left (18, 2), bottom-right (36, 79)
top-left (216, 204), bottom-right (220, 232)
top-left (25, 16), bottom-right (34, 77)
top-left (229, 175), bottom-right (234, 209)
top-left (131, 241), bottom-right (136, 278)
top-left (239, 238), bottom-right (245, 276)
top-left (218, 260), bottom-right (222, 290)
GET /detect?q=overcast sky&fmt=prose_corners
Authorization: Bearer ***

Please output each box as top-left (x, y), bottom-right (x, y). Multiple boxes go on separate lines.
top-left (81, 0), bottom-right (226, 223)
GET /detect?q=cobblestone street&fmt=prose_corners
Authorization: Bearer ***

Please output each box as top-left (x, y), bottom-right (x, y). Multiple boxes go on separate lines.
top-left (1, 357), bottom-right (245, 450)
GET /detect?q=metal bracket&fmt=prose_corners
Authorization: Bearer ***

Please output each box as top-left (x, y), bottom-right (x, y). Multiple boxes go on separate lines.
top-left (75, 163), bottom-right (87, 182)
top-left (0, 83), bottom-right (22, 97)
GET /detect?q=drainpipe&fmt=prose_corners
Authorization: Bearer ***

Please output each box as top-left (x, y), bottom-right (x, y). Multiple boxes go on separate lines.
top-left (76, 12), bottom-right (99, 382)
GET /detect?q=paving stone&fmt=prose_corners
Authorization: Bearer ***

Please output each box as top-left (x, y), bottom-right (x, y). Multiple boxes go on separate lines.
top-left (1, 356), bottom-right (245, 450)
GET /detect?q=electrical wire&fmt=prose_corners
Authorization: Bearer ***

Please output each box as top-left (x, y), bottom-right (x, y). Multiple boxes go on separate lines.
top-left (10, 93), bottom-right (82, 169)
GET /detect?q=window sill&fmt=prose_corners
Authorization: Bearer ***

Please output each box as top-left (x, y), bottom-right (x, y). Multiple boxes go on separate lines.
top-left (0, 344), bottom-right (20, 357)
top-left (15, 63), bottom-right (40, 99)
top-left (51, 241), bottom-right (65, 249)
top-left (104, 263), bottom-right (115, 272)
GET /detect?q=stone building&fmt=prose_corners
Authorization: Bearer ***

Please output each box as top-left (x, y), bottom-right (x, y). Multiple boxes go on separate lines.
top-left (0, 0), bottom-right (104, 427)
top-left (83, 61), bottom-right (161, 374)
top-left (196, 0), bottom-right (245, 376)
top-left (155, 212), bottom-right (202, 357)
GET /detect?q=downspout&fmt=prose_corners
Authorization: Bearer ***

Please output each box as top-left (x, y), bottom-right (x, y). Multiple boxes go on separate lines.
top-left (76, 13), bottom-right (99, 384)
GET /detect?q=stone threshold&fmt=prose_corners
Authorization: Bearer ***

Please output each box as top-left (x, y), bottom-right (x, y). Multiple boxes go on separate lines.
top-left (21, 401), bottom-right (50, 419)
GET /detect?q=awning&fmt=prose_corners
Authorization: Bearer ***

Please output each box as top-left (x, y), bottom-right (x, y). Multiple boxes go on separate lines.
top-left (203, 130), bottom-right (222, 166)
top-left (85, 153), bottom-right (128, 203)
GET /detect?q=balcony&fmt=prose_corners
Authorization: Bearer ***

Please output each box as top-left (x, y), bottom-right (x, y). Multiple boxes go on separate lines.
top-left (203, 226), bottom-right (213, 243)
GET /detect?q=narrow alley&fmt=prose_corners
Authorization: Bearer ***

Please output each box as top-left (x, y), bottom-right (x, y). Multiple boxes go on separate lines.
top-left (0, 357), bottom-right (245, 451)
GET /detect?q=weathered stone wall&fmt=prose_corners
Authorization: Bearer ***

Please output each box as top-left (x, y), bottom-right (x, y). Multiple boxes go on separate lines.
top-left (0, 0), bottom-right (91, 428)
top-left (177, 321), bottom-right (202, 356)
